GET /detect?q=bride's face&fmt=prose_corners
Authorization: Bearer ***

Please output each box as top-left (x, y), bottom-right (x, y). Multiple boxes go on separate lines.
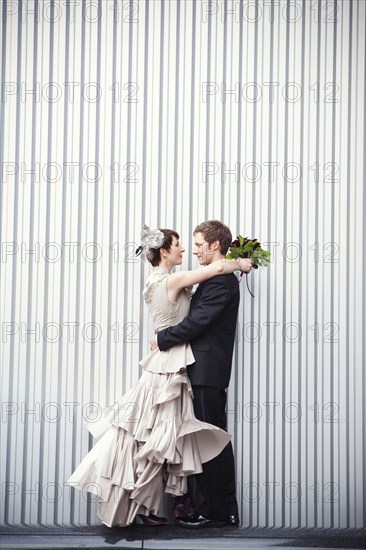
top-left (165, 237), bottom-right (185, 266)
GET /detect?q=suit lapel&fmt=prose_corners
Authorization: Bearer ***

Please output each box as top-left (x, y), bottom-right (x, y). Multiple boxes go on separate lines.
top-left (190, 284), bottom-right (202, 310)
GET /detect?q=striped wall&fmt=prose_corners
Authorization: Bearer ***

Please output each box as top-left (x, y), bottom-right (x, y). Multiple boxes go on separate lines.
top-left (1, 0), bottom-right (365, 529)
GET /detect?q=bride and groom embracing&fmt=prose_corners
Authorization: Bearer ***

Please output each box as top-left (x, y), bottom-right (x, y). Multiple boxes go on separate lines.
top-left (67, 220), bottom-right (253, 529)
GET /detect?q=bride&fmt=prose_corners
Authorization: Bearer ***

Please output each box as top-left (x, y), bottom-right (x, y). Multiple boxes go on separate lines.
top-left (67, 225), bottom-right (251, 527)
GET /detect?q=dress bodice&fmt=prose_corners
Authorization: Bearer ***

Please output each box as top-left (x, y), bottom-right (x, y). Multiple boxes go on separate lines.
top-left (140, 269), bottom-right (195, 374)
top-left (143, 270), bottom-right (191, 332)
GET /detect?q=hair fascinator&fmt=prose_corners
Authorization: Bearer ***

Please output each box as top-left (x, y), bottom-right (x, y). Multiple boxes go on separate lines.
top-left (135, 224), bottom-right (165, 262)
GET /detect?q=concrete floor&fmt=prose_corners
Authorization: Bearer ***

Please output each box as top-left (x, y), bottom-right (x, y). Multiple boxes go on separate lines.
top-left (1, 525), bottom-right (365, 550)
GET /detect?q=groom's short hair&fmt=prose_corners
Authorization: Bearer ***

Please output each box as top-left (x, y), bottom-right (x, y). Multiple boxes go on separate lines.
top-left (194, 220), bottom-right (232, 255)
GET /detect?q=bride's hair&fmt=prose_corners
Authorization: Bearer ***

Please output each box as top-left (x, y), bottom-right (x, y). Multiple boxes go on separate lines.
top-left (148, 229), bottom-right (179, 266)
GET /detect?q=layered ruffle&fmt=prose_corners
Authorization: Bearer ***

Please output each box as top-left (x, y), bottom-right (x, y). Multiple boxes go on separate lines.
top-left (139, 342), bottom-right (195, 374)
top-left (67, 369), bottom-right (230, 527)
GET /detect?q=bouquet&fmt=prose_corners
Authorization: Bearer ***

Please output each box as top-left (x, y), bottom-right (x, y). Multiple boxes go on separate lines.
top-left (226, 235), bottom-right (271, 297)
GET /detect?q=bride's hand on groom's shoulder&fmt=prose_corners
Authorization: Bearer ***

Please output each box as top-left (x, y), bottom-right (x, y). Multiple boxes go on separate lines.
top-left (150, 336), bottom-right (158, 351)
top-left (236, 258), bottom-right (253, 273)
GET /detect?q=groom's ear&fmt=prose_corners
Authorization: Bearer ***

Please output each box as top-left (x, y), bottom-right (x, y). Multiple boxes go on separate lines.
top-left (211, 240), bottom-right (220, 251)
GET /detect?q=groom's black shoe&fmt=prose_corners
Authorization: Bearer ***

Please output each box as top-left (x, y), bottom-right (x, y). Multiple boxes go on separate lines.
top-left (175, 515), bottom-right (226, 529)
top-left (227, 515), bottom-right (240, 526)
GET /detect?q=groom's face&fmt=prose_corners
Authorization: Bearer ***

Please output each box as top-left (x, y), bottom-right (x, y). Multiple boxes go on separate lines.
top-left (193, 232), bottom-right (217, 265)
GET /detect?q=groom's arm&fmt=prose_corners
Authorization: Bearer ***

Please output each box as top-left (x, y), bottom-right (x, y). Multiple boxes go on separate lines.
top-left (157, 275), bottom-right (236, 351)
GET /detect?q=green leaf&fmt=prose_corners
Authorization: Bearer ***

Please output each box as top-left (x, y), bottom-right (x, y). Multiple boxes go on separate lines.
top-left (226, 234), bottom-right (271, 268)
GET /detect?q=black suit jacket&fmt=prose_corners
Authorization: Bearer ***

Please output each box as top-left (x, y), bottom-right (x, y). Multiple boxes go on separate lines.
top-left (157, 273), bottom-right (240, 388)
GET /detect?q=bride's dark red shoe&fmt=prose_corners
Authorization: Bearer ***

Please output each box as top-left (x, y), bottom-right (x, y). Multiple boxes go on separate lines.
top-left (172, 493), bottom-right (197, 518)
top-left (137, 513), bottom-right (168, 525)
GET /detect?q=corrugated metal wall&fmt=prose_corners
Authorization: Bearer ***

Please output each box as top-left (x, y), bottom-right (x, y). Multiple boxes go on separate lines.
top-left (1, 0), bottom-right (365, 529)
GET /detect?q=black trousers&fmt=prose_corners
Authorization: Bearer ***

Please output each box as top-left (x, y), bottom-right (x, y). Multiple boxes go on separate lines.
top-left (188, 385), bottom-right (239, 521)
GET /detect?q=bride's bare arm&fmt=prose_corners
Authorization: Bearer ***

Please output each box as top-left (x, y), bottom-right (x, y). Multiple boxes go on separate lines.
top-left (166, 258), bottom-right (252, 301)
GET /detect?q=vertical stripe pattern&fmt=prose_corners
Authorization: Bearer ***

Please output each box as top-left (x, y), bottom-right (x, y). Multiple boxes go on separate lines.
top-left (0, 0), bottom-right (365, 528)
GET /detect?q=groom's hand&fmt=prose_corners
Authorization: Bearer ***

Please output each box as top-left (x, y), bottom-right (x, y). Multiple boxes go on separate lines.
top-left (150, 336), bottom-right (158, 351)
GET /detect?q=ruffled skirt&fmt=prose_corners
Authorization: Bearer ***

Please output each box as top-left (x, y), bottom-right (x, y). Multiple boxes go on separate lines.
top-left (67, 366), bottom-right (231, 527)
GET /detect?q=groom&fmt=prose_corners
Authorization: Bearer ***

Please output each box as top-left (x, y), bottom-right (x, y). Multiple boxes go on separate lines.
top-left (151, 220), bottom-right (252, 528)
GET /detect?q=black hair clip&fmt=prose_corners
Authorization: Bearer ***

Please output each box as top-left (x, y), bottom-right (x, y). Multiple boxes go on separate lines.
top-left (135, 244), bottom-right (144, 256)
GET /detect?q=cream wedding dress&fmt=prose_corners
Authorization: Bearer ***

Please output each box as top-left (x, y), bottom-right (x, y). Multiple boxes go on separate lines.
top-left (67, 269), bottom-right (230, 527)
